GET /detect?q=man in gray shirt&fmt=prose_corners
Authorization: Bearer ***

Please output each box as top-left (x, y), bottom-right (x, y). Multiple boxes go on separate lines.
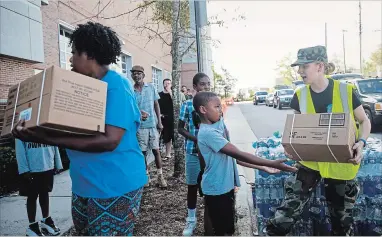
top-left (132, 65), bottom-right (167, 188)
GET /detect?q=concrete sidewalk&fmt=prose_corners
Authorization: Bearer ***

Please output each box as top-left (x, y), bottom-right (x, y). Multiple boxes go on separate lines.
top-left (224, 104), bottom-right (258, 236)
top-left (0, 171), bottom-right (73, 236)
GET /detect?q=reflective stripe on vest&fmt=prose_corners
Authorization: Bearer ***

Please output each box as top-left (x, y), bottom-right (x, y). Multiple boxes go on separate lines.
top-left (295, 80), bottom-right (360, 180)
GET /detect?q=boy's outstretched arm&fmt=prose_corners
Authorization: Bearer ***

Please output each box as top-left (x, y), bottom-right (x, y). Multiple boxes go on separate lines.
top-left (237, 160), bottom-right (281, 174)
top-left (220, 142), bottom-right (297, 172)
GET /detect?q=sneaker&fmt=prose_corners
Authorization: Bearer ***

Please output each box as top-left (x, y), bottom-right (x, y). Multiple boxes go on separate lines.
top-left (26, 222), bottom-right (44, 236)
top-left (40, 217), bottom-right (60, 236)
top-left (182, 217), bottom-right (197, 236)
top-left (157, 173), bottom-right (168, 188)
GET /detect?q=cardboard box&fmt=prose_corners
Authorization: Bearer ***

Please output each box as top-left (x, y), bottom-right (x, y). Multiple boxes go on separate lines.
top-left (1, 66), bottom-right (107, 137)
top-left (282, 113), bottom-right (356, 163)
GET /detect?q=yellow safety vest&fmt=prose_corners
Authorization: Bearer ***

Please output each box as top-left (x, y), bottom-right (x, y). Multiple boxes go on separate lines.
top-left (295, 79), bottom-right (360, 180)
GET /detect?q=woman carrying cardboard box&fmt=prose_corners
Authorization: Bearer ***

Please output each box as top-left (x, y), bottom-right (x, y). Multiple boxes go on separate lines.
top-left (12, 22), bottom-right (147, 236)
top-left (266, 46), bottom-right (371, 236)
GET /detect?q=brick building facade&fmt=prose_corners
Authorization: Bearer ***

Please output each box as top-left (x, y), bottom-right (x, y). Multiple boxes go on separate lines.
top-left (0, 0), bottom-right (173, 134)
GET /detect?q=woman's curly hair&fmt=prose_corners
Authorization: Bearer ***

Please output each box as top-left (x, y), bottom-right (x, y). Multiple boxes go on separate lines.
top-left (69, 22), bottom-right (121, 65)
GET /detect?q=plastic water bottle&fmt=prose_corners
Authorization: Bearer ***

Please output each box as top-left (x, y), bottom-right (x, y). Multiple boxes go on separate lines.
top-left (256, 178), bottom-right (265, 201)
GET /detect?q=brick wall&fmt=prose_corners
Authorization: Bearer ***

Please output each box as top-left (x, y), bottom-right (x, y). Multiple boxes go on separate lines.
top-left (0, 56), bottom-right (35, 135)
top-left (181, 63), bottom-right (198, 92)
top-left (0, 57), bottom-right (35, 100)
top-left (0, 0), bottom-right (174, 135)
top-left (35, 0), bottom-right (172, 80)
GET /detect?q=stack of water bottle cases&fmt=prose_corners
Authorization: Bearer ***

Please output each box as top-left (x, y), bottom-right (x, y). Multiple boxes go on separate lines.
top-left (252, 132), bottom-right (382, 236)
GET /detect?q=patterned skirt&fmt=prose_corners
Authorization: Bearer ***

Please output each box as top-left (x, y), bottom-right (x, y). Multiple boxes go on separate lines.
top-left (71, 188), bottom-right (143, 236)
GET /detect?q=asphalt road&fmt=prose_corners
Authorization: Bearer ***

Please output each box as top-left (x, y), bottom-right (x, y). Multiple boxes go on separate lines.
top-left (237, 101), bottom-right (382, 140)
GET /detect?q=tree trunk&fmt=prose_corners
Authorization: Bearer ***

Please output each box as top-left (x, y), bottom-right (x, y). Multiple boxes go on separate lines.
top-left (171, 0), bottom-right (185, 178)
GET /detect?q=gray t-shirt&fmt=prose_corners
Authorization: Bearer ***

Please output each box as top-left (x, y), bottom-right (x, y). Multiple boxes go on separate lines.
top-left (197, 118), bottom-right (241, 195)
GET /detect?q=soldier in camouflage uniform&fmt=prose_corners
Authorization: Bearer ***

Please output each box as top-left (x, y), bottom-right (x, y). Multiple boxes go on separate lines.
top-left (266, 164), bottom-right (359, 236)
top-left (266, 46), bottom-right (371, 236)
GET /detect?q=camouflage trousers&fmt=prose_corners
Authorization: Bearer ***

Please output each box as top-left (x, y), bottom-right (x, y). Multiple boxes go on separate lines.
top-left (266, 165), bottom-right (359, 236)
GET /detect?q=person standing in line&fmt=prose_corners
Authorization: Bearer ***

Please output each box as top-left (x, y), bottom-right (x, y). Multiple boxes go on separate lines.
top-left (186, 89), bottom-right (194, 100)
top-left (13, 22), bottom-right (148, 236)
top-left (180, 85), bottom-right (188, 104)
top-left (193, 92), bottom-right (296, 236)
top-left (158, 78), bottom-right (174, 160)
top-left (133, 65), bottom-right (168, 188)
top-left (266, 46), bottom-right (371, 236)
top-left (178, 72), bottom-right (211, 236)
top-left (15, 140), bottom-right (63, 236)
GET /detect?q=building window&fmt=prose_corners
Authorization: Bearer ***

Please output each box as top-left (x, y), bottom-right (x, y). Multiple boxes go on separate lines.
top-left (59, 26), bottom-right (73, 70)
top-left (121, 54), bottom-right (132, 80)
top-left (152, 67), bottom-right (162, 91)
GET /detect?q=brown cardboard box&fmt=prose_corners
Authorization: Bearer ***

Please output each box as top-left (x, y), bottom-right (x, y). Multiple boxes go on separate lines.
top-left (282, 113), bottom-right (357, 163)
top-left (1, 66), bottom-right (107, 137)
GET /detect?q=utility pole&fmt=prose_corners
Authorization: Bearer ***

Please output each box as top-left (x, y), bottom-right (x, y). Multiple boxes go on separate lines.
top-left (359, 0), bottom-right (363, 74)
top-left (325, 22), bottom-right (328, 50)
top-left (194, 0), bottom-right (202, 73)
top-left (194, 0), bottom-right (207, 73)
top-left (342, 30), bottom-right (347, 73)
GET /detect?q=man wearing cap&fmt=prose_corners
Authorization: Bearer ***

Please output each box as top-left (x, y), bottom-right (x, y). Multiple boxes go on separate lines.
top-left (266, 46), bottom-right (371, 236)
top-left (132, 65), bottom-right (167, 188)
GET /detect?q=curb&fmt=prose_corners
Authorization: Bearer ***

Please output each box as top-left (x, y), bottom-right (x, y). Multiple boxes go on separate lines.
top-left (224, 104), bottom-right (259, 236)
top-left (235, 165), bottom-right (258, 236)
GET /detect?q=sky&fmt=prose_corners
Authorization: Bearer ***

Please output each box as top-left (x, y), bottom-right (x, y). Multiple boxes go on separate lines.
top-left (207, 1), bottom-right (382, 89)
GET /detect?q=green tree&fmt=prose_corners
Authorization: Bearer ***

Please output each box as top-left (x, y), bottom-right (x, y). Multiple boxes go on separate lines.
top-left (248, 89), bottom-right (255, 98)
top-left (362, 45), bottom-right (381, 77)
top-left (275, 53), bottom-right (299, 85)
top-left (212, 65), bottom-right (223, 93)
top-left (370, 44), bottom-right (382, 66)
top-left (363, 60), bottom-right (376, 77)
top-left (214, 67), bottom-right (237, 98)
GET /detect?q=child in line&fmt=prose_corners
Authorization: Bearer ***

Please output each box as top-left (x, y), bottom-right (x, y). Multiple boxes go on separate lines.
top-left (178, 72), bottom-right (210, 236)
top-left (193, 92), bottom-right (297, 236)
top-left (15, 139), bottom-right (63, 236)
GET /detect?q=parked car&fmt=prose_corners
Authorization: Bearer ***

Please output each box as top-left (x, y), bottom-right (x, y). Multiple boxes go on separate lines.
top-left (273, 89), bottom-right (294, 109)
top-left (253, 91), bottom-right (268, 105)
top-left (330, 73), bottom-right (364, 81)
top-left (274, 85), bottom-right (291, 90)
top-left (292, 80), bottom-right (305, 89)
top-left (265, 93), bottom-right (274, 107)
top-left (347, 78), bottom-right (382, 130)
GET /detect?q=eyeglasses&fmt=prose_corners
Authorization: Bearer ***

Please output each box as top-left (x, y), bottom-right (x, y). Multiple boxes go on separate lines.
top-left (132, 71), bottom-right (143, 75)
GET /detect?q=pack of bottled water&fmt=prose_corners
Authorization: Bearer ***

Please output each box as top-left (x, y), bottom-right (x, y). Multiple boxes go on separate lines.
top-left (252, 133), bottom-right (382, 236)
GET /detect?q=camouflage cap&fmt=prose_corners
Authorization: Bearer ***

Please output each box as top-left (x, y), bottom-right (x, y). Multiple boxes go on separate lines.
top-left (131, 65), bottom-right (144, 73)
top-left (291, 45), bottom-right (328, 67)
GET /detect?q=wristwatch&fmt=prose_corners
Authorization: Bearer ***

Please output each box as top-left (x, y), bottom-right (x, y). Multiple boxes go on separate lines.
top-left (358, 138), bottom-right (367, 147)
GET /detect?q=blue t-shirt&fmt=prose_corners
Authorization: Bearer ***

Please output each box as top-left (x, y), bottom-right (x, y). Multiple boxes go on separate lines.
top-left (15, 139), bottom-right (63, 174)
top-left (197, 118), bottom-right (241, 196)
top-left (134, 83), bottom-right (160, 129)
top-left (66, 70), bottom-right (147, 198)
